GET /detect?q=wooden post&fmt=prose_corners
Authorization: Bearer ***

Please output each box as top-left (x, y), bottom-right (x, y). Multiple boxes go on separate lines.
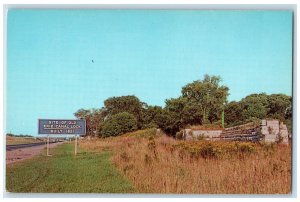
top-left (75, 135), bottom-right (78, 156)
top-left (47, 135), bottom-right (50, 156)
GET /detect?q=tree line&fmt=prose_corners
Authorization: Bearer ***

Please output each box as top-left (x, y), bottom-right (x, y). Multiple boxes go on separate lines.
top-left (6, 133), bottom-right (34, 138)
top-left (74, 74), bottom-right (292, 138)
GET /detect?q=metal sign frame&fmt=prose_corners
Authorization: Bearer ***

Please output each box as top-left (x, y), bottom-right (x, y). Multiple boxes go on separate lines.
top-left (38, 119), bottom-right (86, 135)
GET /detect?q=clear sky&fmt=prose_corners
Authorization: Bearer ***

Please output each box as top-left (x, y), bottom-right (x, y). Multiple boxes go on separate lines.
top-left (6, 10), bottom-right (293, 136)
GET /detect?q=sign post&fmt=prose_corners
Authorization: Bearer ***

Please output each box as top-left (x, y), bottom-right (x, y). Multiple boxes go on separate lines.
top-left (47, 135), bottom-right (50, 156)
top-left (38, 119), bottom-right (86, 156)
top-left (75, 135), bottom-right (78, 156)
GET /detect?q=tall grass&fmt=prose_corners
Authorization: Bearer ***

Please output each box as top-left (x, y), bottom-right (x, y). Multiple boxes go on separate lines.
top-left (81, 129), bottom-right (291, 194)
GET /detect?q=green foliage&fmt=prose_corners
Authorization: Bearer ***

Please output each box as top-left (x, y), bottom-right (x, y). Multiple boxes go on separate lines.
top-left (142, 122), bottom-right (158, 129)
top-left (101, 112), bottom-right (138, 137)
top-left (122, 128), bottom-right (158, 138)
top-left (181, 101), bottom-right (203, 125)
top-left (267, 94), bottom-right (291, 121)
top-left (74, 108), bottom-right (106, 136)
top-left (73, 75), bottom-right (291, 138)
top-left (158, 74), bottom-right (229, 136)
top-left (104, 95), bottom-right (145, 128)
top-left (240, 93), bottom-right (269, 120)
top-left (104, 95), bottom-right (144, 116)
top-left (181, 74), bottom-right (229, 124)
top-left (155, 110), bottom-right (181, 136)
top-left (141, 105), bottom-right (164, 128)
top-left (165, 97), bottom-right (186, 126)
top-left (225, 93), bottom-right (292, 127)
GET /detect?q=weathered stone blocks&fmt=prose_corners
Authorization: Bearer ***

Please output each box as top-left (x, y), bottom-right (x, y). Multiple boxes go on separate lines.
top-left (184, 119), bottom-right (290, 144)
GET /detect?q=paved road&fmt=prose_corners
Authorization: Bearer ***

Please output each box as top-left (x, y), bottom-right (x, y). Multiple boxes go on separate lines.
top-left (6, 142), bottom-right (65, 165)
top-left (6, 142), bottom-right (60, 151)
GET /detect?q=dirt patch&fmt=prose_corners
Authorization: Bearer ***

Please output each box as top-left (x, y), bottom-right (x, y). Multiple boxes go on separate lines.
top-left (6, 142), bottom-right (64, 165)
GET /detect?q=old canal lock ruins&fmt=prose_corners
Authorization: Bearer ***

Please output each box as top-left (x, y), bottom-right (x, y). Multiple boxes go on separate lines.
top-left (184, 119), bottom-right (290, 144)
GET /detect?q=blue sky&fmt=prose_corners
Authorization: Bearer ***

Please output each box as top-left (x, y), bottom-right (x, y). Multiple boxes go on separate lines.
top-left (6, 10), bottom-right (293, 136)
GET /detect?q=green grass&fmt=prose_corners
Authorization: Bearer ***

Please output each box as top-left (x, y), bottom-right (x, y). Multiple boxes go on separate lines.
top-left (6, 143), bottom-right (135, 193)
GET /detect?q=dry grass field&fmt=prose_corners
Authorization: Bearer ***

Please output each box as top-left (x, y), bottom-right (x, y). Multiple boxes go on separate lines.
top-left (80, 129), bottom-right (291, 194)
top-left (6, 136), bottom-right (44, 145)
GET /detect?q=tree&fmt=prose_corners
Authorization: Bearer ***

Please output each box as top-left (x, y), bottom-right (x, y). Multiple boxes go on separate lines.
top-left (224, 101), bottom-right (243, 126)
top-left (182, 100), bottom-right (203, 125)
top-left (239, 93), bottom-right (269, 120)
top-left (141, 105), bottom-right (164, 128)
top-left (224, 93), bottom-right (292, 127)
top-left (165, 97), bottom-right (186, 126)
top-left (156, 97), bottom-right (187, 136)
top-left (155, 110), bottom-right (181, 136)
top-left (267, 94), bottom-right (291, 121)
top-left (100, 112), bottom-right (138, 137)
top-left (181, 74), bottom-right (229, 124)
top-left (156, 75), bottom-right (229, 136)
top-left (74, 108), bottom-right (106, 136)
top-left (104, 95), bottom-right (145, 128)
top-left (74, 109), bottom-right (90, 120)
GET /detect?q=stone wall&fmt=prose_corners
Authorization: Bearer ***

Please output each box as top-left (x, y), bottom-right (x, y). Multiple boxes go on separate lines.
top-left (184, 129), bottom-right (223, 141)
top-left (261, 119), bottom-right (289, 144)
top-left (184, 119), bottom-right (289, 144)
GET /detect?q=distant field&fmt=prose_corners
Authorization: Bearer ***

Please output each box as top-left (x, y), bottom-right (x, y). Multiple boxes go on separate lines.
top-left (6, 136), bottom-right (44, 145)
top-left (6, 143), bottom-right (135, 193)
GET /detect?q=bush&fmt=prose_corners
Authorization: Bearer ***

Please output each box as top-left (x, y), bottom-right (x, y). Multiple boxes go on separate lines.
top-left (142, 122), bottom-right (158, 129)
top-left (174, 141), bottom-right (257, 159)
top-left (235, 142), bottom-right (256, 154)
top-left (175, 130), bottom-right (184, 140)
top-left (199, 143), bottom-right (221, 158)
top-left (101, 112), bottom-right (138, 137)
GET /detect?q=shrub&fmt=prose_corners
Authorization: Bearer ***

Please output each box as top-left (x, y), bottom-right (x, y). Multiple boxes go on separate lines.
top-left (142, 122), bottom-right (158, 129)
top-left (235, 142), bottom-right (256, 154)
top-left (175, 130), bottom-right (184, 140)
top-left (101, 112), bottom-right (138, 137)
top-left (174, 141), bottom-right (256, 159)
top-left (199, 143), bottom-right (221, 158)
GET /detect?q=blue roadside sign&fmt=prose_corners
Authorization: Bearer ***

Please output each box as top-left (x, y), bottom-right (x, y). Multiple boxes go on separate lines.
top-left (38, 119), bottom-right (86, 135)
